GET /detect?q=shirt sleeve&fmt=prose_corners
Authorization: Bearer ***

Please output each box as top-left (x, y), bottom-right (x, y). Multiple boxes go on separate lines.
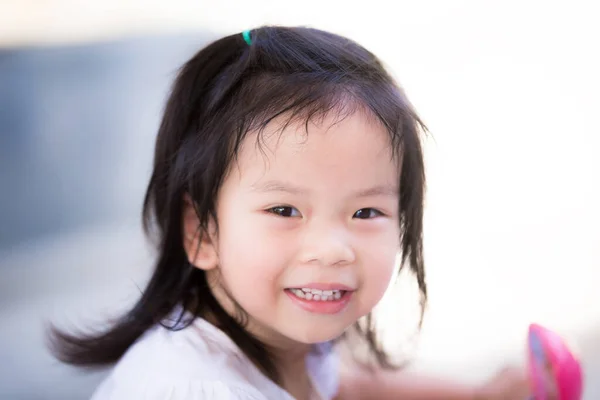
top-left (91, 378), bottom-right (268, 400)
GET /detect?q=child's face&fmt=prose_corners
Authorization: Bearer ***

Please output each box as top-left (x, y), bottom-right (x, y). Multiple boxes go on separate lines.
top-left (206, 111), bottom-right (400, 347)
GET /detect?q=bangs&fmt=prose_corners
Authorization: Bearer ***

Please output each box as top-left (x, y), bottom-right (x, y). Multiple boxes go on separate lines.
top-left (209, 73), bottom-right (423, 167)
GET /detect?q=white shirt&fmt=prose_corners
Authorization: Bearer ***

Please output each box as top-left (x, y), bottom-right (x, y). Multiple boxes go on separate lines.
top-left (90, 316), bottom-right (339, 399)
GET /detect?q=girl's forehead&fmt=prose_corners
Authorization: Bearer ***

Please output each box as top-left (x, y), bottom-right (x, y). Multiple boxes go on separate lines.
top-left (240, 111), bottom-right (393, 163)
top-left (225, 111), bottom-right (399, 190)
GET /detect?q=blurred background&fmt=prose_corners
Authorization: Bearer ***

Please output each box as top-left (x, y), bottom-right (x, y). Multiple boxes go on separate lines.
top-left (1, 1), bottom-right (598, 399)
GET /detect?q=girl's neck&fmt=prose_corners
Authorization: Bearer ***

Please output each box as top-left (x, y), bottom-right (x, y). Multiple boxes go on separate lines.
top-left (254, 335), bottom-right (317, 399)
top-left (279, 363), bottom-right (314, 400)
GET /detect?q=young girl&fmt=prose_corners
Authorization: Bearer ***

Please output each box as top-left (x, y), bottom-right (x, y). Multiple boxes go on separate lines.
top-left (51, 26), bottom-right (534, 399)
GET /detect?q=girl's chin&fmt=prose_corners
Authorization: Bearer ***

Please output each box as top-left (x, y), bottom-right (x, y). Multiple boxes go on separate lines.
top-left (279, 324), bottom-right (349, 345)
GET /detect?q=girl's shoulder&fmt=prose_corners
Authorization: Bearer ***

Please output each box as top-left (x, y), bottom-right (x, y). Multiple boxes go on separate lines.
top-left (90, 317), bottom-right (288, 399)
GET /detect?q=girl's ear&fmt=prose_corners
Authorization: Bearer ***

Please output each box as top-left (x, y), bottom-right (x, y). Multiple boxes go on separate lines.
top-left (182, 194), bottom-right (219, 271)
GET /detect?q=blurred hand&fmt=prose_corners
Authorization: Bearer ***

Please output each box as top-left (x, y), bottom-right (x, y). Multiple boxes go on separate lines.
top-left (474, 366), bottom-right (552, 400)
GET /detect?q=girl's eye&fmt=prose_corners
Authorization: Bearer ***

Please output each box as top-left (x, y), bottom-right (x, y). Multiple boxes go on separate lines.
top-left (353, 208), bottom-right (383, 219)
top-left (268, 206), bottom-right (301, 218)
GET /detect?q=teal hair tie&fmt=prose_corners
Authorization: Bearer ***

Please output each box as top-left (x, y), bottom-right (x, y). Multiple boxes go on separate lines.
top-left (242, 30), bottom-right (252, 45)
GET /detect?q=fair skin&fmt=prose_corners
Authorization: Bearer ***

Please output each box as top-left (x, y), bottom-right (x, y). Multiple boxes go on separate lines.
top-left (183, 110), bottom-right (534, 399)
top-left (335, 365), bottom-right (533, 400)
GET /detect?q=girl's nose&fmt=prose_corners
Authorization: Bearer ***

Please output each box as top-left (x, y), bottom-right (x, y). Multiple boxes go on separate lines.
top-left (299, 226), bottom-right (356, 267)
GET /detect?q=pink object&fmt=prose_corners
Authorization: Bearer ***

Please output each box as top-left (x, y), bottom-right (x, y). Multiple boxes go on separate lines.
top-left (527, 323), bottom-right (583, 400)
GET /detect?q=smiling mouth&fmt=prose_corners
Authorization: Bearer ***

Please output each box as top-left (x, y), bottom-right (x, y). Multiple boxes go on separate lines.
top-left (284, 287), bottom-right (353, 314)
top-left (285, 288), bottom-right (348, 302)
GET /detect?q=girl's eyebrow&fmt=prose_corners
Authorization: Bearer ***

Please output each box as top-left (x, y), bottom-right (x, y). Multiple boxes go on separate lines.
top-left (251, 180), bottom-right (307, 195)
top-left (250, 180), bottom-right (398, 198)
top-left (355, 185), bottom-right (399, 198)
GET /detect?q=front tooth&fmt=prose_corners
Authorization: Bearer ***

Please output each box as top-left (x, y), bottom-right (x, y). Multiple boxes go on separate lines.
top-left (290, 289), bottom-right (344, 301)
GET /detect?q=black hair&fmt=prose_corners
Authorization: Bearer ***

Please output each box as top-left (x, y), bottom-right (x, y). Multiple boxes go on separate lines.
top-left (49, 25), bottom-right (427, 384)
